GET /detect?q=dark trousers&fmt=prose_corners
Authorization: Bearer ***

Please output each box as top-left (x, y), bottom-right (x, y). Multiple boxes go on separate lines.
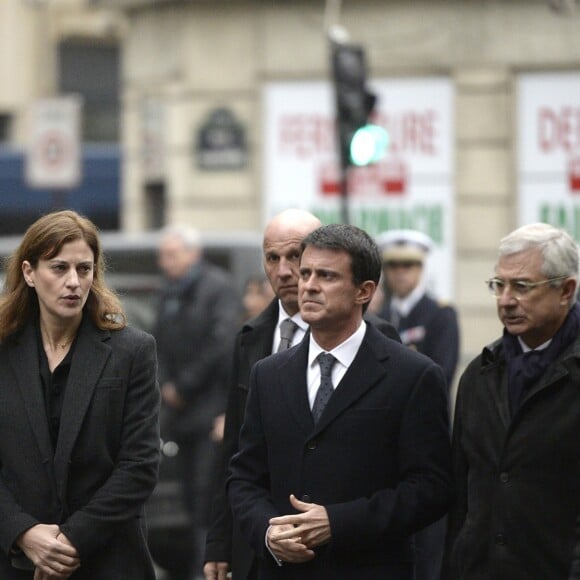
top-left (176, 434), bottom-right (221, 579)
top-left (413, 516), bottom-right (446, 580)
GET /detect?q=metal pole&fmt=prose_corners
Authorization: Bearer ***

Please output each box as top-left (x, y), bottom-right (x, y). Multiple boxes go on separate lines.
top-left (340, 164), bottom-right (349, 225)
top-left (326, 0), bottom-right (350, 224)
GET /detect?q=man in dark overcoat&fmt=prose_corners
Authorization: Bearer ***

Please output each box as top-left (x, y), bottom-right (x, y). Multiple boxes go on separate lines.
top-left (443, 222), bottom-right (580, 580)
top-left (203, 211), bottom-right (400, 580)
top-left (228, 224), bottom-right (452, 580)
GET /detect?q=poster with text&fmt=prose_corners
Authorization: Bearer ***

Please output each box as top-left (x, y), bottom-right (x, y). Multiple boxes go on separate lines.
top-left (518, 72), bottom-right (580, 240)
top-left (263, 78), bottom-right (455, 299)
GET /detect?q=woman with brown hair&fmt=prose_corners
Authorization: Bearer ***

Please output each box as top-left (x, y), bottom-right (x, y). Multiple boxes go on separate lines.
top-left (0, 210), bottom-right (160, 579)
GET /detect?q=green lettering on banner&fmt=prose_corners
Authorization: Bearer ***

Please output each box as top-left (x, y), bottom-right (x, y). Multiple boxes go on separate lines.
top-left (314, 208), bottom-right (342, 225)
top-left (312, 204), bottom-right (444, 242)
top-left (539, 204), bottom-right (580, 242)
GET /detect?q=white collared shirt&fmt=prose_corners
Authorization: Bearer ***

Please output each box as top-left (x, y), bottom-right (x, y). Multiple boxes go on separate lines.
top-left (518, 336), bottom-right (551, 353)
top-left (306, 320), bottom-right (367, 409)
top-left (271, 300), bottom-right (308, 354)
top-left (390, 282), bottom-right (425, 318)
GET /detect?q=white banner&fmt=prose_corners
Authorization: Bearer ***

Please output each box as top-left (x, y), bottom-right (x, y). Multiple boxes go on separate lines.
top-left (518, 72), bottom-right (580, 238)
top-left (263, 78), bottom-right (455, 299)
top-left (26, 96), bottom-right (82, 190)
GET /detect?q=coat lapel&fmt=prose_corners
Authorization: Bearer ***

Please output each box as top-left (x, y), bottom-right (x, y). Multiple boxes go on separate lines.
top-left (313, 326), bottom-right (389, 433)
top-left (53, 318), bottom-right (111, 496)
top-left (279, 325), bottom-right (391, 435)
top-left (9, 323), bottom-right (54, 462)
top-left (280, 340), bottom-right (314, 435)
top-left (517, 340), bottom-right (580, 415)
top-left (240, 300), bottom-right (278, 363)
top-left (480, 342), bottom-right (511, 429)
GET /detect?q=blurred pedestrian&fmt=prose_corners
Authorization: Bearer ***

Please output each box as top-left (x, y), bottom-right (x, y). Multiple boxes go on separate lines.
top-left (154, 225), bottom-right (240, 580)
top-left (443, 222), bottom-right (580, 580)
top-left (377, 229), bottom-right (460, 386)
top-left (376, 229), bottom-right (460, 580)
top-left (0, 210), bottom-right (160, 579)
top-left (227, 224), bottom-right (452, 579)
top-left (241, 274), bottom-right (275, 321)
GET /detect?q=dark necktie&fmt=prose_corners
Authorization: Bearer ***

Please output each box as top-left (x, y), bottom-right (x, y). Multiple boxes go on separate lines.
top-left (312, 353), bottom-right (336, 423)
top-left (277, 319), bottom-right (298, 352)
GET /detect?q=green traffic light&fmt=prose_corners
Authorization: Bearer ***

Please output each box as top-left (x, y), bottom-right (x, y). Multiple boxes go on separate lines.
top-left (350, 124), bottom-right (389, 166)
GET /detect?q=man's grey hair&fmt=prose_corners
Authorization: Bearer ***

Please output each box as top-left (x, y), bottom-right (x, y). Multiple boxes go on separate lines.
top-left (498, 222), bottom-right (579, 302)
top-left (160, 224), bottom-right (202, 250)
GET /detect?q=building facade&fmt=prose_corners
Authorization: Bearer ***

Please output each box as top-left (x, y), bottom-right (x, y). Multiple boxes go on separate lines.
top-left (3, 0), bottom-right (580, 372)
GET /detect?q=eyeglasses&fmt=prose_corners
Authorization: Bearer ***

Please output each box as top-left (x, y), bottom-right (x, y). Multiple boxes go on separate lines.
top-left (485, 276), bottom-right (568, 300)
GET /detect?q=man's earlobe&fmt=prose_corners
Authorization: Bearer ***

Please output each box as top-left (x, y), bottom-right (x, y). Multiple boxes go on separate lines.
top-left (561, 278), bottom-right (577, 303)
top-left (356, 281), bottom-right (376, 305)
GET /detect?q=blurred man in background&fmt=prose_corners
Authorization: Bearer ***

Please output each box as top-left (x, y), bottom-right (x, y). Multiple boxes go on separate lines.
top-left (376, 229), bottom-right (459, 387)
top-left (154, 225), bottom-right (240, 580)
top-left (241, 274), bottom-right (275, 321)
top-left (376, 229), bottom-right (459, 580)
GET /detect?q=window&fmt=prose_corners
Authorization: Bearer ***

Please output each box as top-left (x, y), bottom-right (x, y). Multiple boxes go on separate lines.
top-left (0, 114), bottom-right (11, 143)
top-left (58, 41), bottom-right (120, 142)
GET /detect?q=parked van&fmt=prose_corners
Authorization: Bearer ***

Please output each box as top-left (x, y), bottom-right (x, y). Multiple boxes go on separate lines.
top-left (0, 229), bottom-right (263, 332)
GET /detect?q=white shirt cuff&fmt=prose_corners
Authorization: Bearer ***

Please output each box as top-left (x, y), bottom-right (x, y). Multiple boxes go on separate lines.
top-left (265, 525), bottom-right (283, 567)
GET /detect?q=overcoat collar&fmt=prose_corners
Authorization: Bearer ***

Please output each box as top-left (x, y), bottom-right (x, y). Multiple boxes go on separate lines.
top-left (9, 315), bottom-right (112, 498)
top-left (279, 324), bottom-right (391, 436)
top-left (479, 334), bottom-right (580, 428)
top-left (239, 299), bottom-right (279, 357)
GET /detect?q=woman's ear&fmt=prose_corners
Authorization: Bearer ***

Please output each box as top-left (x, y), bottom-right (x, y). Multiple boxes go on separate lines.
top-left (22, 261), bottom-right (34, 286)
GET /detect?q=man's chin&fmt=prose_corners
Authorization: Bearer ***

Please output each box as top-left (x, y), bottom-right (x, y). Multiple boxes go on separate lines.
top-left (300, 307), bottom-right (323, 324)
top-left (278, 287), bottom-right (297, 301)
top-left (503, 321), bottom-right (527, 336)
top-left (280, 299), bottom-right (299, 314)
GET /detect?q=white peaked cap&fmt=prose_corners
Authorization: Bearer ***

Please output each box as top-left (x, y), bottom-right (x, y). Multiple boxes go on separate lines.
top-left (376, 229), bottom-right (434, 263)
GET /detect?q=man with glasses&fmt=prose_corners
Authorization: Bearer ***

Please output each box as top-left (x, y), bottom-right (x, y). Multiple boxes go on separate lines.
top-left (443, 222), bottom-right (580, 580)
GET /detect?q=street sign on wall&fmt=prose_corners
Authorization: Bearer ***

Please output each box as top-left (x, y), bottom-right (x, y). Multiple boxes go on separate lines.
top-left (263, 78), bottom-right (455, 299)
top-left (141, 97), bottom-right (165, 183)
top-left (518, 72), bottom-right (580, 239)
top-left (25, 96), bottom-right (82, 190)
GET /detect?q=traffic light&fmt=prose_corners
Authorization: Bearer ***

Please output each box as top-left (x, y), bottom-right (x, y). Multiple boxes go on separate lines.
top-left (331, 42), bottom-right (388, 168)
top-left (350, 123), bottom-right (390, 167)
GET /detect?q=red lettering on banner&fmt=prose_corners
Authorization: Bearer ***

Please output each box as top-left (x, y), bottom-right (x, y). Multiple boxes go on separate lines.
top-left (278, 115), bottom-right (335, 159)
top-left (277, 110), bottom-right (439, 159)
top-left (569, 157), bottom-right (580, 192)
top-left (374, 110), bottom-right (438, 156)
top-left (538, 107), bottom-right (580, 153)
top-left (317, 160), bottom-right (409, 197)
top-left (319, 163), bottom-right (341, 196)
top-left (380, 160), bottom-right (407, 194)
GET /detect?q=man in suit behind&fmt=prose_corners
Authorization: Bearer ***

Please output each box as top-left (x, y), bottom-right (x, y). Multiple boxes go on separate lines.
top-left (227, 224), bottom-right (453, 579)
top-left (203, 209), bottom-right (323, 580)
